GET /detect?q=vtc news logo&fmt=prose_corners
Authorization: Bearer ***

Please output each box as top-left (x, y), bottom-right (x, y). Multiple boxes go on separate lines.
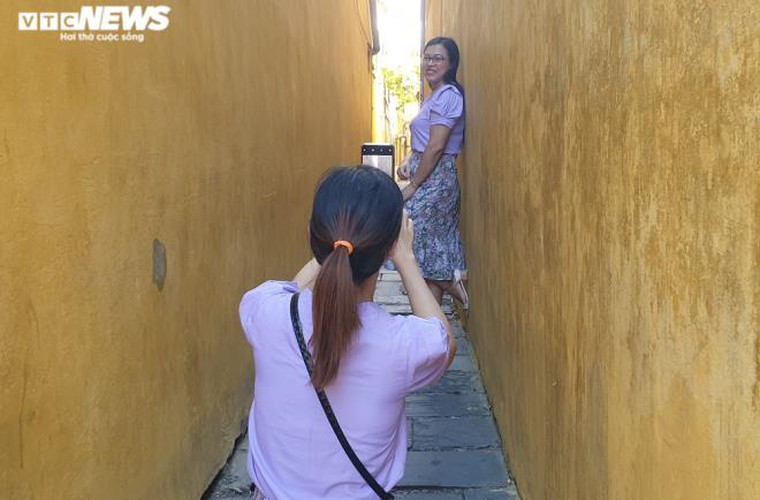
top-left (18, 5), bottom-right (171, 32)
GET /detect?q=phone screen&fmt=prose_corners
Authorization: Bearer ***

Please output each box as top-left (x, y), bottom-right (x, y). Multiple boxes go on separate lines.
top-left (361, 154), bottom-right (394, 177)
top-left (361, 144), bottom-right (395, 178)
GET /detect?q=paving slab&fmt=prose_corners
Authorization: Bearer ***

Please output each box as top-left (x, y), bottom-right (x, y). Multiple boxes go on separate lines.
top-left (378, 270), bottom-right (403, 282)
top-left (419, 370), bottom-right (486, 395)
top-left (448, 353), bottom-right (477, 372)
top-left (399, 451), bottom-right (510, 488)
top-left (411, 416), bottom-right (502, 450)
top-left (452, 323), bottom-right (468, 339)
top-left (465, 486), bottom-right (520, 500)
top-left (405, 389), bottom-right (492, 418)
top-left (455, 335), bottom-right (471, 354)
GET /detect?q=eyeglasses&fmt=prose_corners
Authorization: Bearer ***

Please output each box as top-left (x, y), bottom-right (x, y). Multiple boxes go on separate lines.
top-left (422, 55), bottom-right (447, 65)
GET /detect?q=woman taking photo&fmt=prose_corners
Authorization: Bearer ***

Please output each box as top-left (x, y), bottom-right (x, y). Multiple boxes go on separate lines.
top-left (240, 166), bottom-right (457, 499)
top-left (397, 37), bottom-right (468, 312)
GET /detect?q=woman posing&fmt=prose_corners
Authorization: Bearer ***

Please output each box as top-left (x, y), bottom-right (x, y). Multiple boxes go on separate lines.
top-left (397, 37), bottom-right (468, 311)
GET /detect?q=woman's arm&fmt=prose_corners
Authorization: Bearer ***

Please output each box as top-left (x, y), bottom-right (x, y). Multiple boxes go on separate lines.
top-left (390, 212), bottom-right (457, 367)
top-left (293, 258), bottom-right (320, 291)
top-left (401, 124), bottom-right (452, 201)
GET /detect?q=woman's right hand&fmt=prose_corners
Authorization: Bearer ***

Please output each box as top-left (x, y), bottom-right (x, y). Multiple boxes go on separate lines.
top-left (389, 210), bottom-right (415, 266)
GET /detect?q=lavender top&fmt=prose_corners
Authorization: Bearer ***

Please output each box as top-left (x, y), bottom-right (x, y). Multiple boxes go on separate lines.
top-left (239, 281), bottom-right (449, 499)
top-left (410, 83), bottom-right (465, 155)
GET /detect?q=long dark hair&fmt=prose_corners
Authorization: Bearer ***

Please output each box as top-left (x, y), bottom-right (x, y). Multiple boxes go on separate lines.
top-left (308, 166), bottom-right (403, 390)
top-left (425, 36), bottom-right (465, 138)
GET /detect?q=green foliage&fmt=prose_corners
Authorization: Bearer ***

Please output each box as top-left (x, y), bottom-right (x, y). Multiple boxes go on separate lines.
top-left (381, 66), bottom-right (419, 108)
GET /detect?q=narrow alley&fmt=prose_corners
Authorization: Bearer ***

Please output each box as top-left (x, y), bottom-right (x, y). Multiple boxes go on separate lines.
top-left (6, 1), bottom-right (760, 498)
top-left (204, 270), bottom-right (519, 500)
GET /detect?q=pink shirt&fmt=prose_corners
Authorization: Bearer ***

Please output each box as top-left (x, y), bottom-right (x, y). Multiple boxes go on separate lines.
top-left (239, 281), bottom-right (449, 499)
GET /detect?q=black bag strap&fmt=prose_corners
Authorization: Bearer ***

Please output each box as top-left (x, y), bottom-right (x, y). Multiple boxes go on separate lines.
top-left (290, 293), bottom-right (394, 500)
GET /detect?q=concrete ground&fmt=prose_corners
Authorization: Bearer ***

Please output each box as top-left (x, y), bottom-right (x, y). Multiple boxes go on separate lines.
top-left (204, 270), bottom-right (519, 499)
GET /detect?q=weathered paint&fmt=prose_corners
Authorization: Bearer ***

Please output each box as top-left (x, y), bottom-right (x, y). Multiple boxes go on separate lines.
top-left (0, 1), bottom-right (373, 498)
top-left (428, 1), bottom-right (760, 498)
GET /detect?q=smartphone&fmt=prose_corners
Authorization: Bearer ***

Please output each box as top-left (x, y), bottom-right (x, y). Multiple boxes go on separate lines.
top-left (361, 143), bottom-right (395, 178)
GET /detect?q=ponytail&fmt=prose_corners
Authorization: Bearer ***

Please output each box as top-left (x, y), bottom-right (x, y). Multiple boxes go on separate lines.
top-left (310, 244), bottom-right (359, 391)
top-left (308, 166), bottom-right (403, 390)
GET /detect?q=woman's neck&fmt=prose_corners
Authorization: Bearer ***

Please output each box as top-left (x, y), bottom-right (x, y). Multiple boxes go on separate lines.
top-left (357, 272), bottom-right (379, 302)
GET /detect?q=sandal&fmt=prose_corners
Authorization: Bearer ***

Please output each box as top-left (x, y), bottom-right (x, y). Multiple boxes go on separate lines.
top-left (449, 269), bottom-right (469, 314)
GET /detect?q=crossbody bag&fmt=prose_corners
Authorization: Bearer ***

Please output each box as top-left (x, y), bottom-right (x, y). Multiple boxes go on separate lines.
top-left (289, 292), bottom-right (394, 500)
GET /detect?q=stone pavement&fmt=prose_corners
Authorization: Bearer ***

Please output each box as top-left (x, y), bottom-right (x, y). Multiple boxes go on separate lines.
top-left (204, 270), bottom-right (519, 499)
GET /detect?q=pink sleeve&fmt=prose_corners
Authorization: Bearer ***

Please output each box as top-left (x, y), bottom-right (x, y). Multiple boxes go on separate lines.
top-left (239, 280), bottom-right (298, 346)
top-left (429, 86), bottom-right (464, 128)
top-left (399, 315), bottom-right (450, 393)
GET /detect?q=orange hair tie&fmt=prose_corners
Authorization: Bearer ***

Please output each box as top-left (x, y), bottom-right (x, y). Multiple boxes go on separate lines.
top-left (333, 240), bottom-right (354, 255)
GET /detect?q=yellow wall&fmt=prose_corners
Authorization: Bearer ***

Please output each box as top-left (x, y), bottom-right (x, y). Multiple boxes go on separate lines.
top-left (0, 2), bottom-right (373, 498)
top-left (428, 1), bottom-right (760, 498)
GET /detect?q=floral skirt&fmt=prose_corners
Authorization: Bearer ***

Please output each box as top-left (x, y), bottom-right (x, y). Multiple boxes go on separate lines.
top-left (406, 151), bottom-right (466, 281)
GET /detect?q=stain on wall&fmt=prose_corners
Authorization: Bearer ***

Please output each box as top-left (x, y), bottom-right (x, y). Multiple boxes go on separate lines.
top-left (0, 1), bottom-right (373, 498)
top-left (427, 1), bottom-right (760, 498)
